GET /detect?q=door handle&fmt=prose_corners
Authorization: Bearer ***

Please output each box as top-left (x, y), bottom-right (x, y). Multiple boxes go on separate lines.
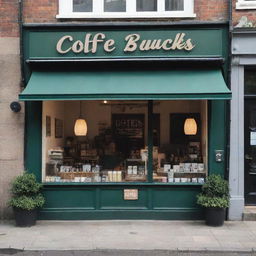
top-left (245, 154), bottom-right (253, 160)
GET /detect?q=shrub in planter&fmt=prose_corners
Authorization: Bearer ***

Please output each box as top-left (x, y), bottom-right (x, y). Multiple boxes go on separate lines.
top-left (9, 172), bottom-right (45, 227)
top-left (197, 174), bottom-right (229, 227)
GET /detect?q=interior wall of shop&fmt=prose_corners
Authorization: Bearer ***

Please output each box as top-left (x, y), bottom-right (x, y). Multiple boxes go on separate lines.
top-left (41, 100), bottom-right (207, 171)
top-left (0, 1), bottom-right (24, 220)
top-left (63, 100), bottom-right (202, 144)
top-left (229, 31), bottom-right (256, 220)
top-left (42, 101), bottom-right (65, 178)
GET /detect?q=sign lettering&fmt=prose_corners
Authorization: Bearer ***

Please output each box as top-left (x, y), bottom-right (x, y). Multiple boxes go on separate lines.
top-left (124, 189), bottom-right (138, 200)
top-left (56, 32), bottom-right (195, 55)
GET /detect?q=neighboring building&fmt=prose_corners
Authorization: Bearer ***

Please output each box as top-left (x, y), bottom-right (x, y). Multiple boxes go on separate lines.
top-left (0, 1), bottom-right (24, 220)
top-left (1, 0), bottom-right (231, 220)
top-left (229, 0), bottom-right (256, 220)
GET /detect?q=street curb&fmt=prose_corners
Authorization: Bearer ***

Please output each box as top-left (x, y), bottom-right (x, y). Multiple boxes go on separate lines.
top-left (0, 249), bottom-right (256, 256)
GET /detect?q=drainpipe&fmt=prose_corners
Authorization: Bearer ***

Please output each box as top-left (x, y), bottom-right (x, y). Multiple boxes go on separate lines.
top-left (18, 0), bottom-right (27, 171)
top-left (229, 0), bottom-right (233, 31)
top-left (18, 0), bottom-right (24, 89)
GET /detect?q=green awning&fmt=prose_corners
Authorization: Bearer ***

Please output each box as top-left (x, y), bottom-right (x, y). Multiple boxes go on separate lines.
top-left (19, 69), bottom-right (231, 101)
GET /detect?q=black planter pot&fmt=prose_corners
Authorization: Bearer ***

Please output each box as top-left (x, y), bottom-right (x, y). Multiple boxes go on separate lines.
top-left (205, 207), bottom-right (225, 227)
top-left (13, 208), bottom-right (37, 227)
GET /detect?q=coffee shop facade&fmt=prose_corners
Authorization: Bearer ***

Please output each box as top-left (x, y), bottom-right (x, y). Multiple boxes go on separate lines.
top-left (20, 22), bottom-right (231, 220)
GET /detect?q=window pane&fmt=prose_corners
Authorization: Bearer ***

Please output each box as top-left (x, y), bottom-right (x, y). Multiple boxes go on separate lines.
top-left (43, 100), bottom-right (148, 183)
top-left (245, 68), bottom-right (256, 95)
top-left (104, 0), bottom-right (126, 12)
top-left (152, 101), bottom-right (207, 184)
top-left (73, 0), bottom-right (92, 12)
top-left (137, 0), bottom-right (157, 12)
top-left (165, 0), bottom-right (184, 11)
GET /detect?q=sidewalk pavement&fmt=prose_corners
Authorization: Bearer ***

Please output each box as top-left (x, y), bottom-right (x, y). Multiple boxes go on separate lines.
top-left (0, 220), bottom-right (256, 252)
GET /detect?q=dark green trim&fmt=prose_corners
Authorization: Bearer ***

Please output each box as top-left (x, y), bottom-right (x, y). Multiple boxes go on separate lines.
top-left (39, 209), bottom-right (203, 220)
top-left (20, 94), bottom-right (231, 101)
top-left (208, 100), bottom-right (226, 177)
top-left (26, 57), bottom-right (225, 64)
top-left (148, 101), bottom-right (153, 183)
top-left (39, 184), bottom-right (203, 220)
top-left (25, 101), bottom-right (42, 181)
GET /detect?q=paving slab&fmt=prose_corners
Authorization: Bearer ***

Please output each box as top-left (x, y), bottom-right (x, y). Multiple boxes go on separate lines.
top-left (0, 220), bottom-right (256, 252)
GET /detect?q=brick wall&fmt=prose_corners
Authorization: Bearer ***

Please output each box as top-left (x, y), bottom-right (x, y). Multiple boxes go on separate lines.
top-left (22, 0), bottom-right (228, 23)
top-left (0, 0), bottom-right (19, 37)
top-left (232, 0), bottom-right (256, 26)
top-left (23, 0), bottom-right (58, 23)
top-left (195, 0), bottom-right (228, 21)
top-left (0, 0), bottom-right (23, 219)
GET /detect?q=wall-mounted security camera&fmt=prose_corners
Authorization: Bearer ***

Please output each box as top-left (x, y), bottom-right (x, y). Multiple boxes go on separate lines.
top-left (10, 101), bottom-right (21, 113)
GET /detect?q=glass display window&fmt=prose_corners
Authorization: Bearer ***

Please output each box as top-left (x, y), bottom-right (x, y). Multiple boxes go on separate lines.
top-left (42, 100), bottom-right (208, 184)
top-left (42, 101), bottom-right (149, 183)
top-left (152, 100), bottom-right (208, 184)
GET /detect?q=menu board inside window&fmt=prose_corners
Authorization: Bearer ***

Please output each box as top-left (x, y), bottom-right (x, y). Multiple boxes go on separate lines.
top-left (112, 114), bottom-right (145, 159)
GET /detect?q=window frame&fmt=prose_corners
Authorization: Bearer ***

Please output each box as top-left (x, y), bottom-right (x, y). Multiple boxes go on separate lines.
top-left (57, 0), bottom-right (196, 19)
top-left (236, 0), bottom-right (256, 10)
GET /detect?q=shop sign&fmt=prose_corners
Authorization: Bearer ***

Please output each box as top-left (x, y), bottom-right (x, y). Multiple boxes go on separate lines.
top-left (124, 189), bottom-right (138, 200)
top-left (25, 27), bottom-right (224, 59)
top-left (56, 33), bottom-right (195, 55)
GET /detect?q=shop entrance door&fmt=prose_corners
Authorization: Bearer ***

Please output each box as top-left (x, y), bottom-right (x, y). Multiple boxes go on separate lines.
top-left (245, 99), bottom-right (256, 205)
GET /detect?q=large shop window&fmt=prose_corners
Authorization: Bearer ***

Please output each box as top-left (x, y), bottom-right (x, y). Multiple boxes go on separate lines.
top-left (236, 0), bottom-right (256, 9)
top-left (57, 0), bottom-right (195, 18)
top-left (42, 100), bottom-right (207, 184)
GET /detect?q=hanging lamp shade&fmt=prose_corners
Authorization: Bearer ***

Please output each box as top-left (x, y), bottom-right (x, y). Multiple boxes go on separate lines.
top-left (74, 101), bottom-right (87, 136)
top-left (184, 118), bottom-right (197, 135)
top-left (74, 119), bottom-right (87, 136)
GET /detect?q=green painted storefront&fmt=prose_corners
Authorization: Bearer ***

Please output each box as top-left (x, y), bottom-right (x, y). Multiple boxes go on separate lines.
top-left (21, 23), bottom-right (230, 220)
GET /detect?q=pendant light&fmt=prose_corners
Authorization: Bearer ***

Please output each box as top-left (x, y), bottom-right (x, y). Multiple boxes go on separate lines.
top-left (184, 118), bottom-right (197, 135)
top-left (74, 101), bottom-right (87, 136)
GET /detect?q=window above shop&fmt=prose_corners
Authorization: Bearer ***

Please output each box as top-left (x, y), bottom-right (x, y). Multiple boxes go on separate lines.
top-left (57, 0), bottom-right (196, 19)
top-left (236, 0), bottom-right (256, 9)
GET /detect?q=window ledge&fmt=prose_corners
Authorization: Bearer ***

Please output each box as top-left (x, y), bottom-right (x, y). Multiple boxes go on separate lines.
top-left (236, 1), bottom-right (256, 9)
top-left (43, 182), bottom-right (203, 186)
top-left (56, 13), bottom-right (196, 19)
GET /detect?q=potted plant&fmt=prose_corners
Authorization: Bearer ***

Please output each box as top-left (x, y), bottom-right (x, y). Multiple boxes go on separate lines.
top-left (197, 174), bottom-right (229, 227)
top-left (9, 172), bottom-right (45, 227)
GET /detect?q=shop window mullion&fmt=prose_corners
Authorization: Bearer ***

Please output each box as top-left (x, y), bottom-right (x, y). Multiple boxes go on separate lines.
top-left (147, 100), bottom-right (153, 183)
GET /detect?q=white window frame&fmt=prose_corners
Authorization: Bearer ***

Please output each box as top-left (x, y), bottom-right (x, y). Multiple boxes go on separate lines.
top-left (236, 0), bottom-right (256, 9)
top-left (57, 0), bottom-right (196, 19)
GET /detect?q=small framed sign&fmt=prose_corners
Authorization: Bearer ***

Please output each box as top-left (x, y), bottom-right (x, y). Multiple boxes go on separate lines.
top-left (46, 116), bottom-right (51, 137)
top-left (124, 189), bottom-right (138, 200)
top-left (55, 118), bottom-right (63, 138)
